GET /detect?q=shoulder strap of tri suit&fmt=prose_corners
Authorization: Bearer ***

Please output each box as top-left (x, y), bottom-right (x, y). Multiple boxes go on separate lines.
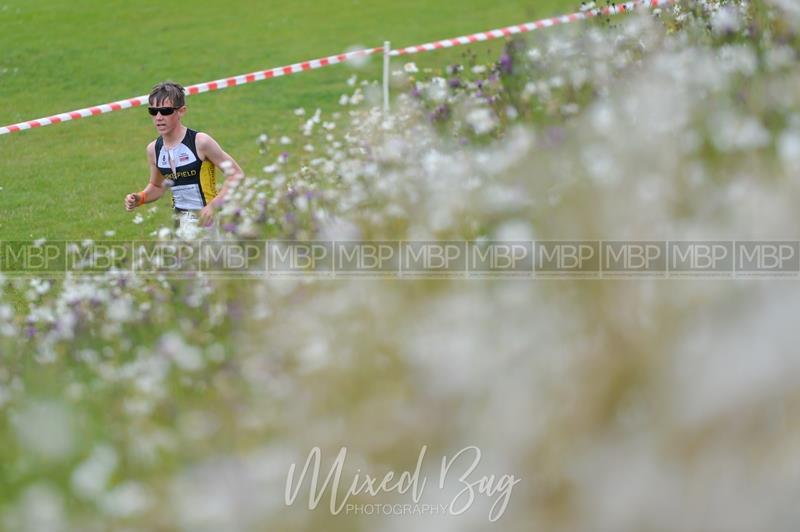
top-left (154, 136), bottom-right (163, 163)
top-left (184, 128), bottom-right (198, 154)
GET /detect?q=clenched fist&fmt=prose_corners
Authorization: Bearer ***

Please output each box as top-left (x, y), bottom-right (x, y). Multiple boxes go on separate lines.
top-left (124, 193), bottom-right (142, 211)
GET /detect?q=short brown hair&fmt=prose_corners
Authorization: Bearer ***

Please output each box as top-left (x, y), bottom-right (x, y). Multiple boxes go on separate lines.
top-left (149, 81), bottom-right (186, 107)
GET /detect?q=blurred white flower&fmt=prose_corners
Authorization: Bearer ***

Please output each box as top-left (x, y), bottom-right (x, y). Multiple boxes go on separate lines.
top-left (466, 108), bottom-right (497, 135)
top-left (349, 88), bottom-right (364, 105)
top-left (158, 332), bottom-right (205, 371)
top-left (561, 103), bottom-right (580, 115)
top-left (710, 4), bottom-right (741, 35)
top-left (107, 296), bottom-right (134, 322)
top-left (778, 130), bottom-right (800, 168)
top-left (718, 45), bottom-right (757, 76)
top-left (12, 401), bottom-right (75, 460)
top-left (175, 213), bottom-right (200, 240)
top-left (494, 219), bottom-right (534, 241)
top-left (13, 484), bottom-right (66, 532)
top-left (344, 45), bottom-right (371, 69)
top-left (710, 113), bottom-right (771, 152)
top-left (71, 444), bottom-right (118, 499)
top-left (99, 482), bottom-right (151, 517)
top-left (30, 278), bottom-right (50, 295)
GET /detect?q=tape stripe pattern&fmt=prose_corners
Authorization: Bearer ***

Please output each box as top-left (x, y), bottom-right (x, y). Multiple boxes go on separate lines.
top-left (389, 0), bottom-right (673, 56)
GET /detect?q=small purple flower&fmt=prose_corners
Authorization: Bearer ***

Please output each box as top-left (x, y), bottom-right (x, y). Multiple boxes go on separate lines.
top-left (223, 223), bottom-right (237, 233)
top-left (448, 78), bottom-right (462, 89)
top-left (279, 152), bottom-right (289, 163)
top-left (411, 86), bottom-right (422, 98)
top-left (26, 325), bottom-right (36, 338)
top-left (499, 53), bottom-right (513, 75)
top-left (430, 104), bottom-right (451, 123)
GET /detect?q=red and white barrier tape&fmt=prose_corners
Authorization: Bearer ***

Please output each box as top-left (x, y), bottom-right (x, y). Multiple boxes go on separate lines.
top-left (389, 0), bottom-right (675, 56)
top-left (0, 0), bottom-right (673, 136)
top-left (0, 47), bottom-right (384, 136)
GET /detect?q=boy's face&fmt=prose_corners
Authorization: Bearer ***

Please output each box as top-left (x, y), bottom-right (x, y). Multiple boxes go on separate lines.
top-left (149, 97), bottom-right (186, 135)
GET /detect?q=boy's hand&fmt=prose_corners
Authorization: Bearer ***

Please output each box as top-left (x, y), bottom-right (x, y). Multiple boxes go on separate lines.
top-left (198, 203), bottom-right (216, 227)
top-left (124, 193), bottom-right (140, 211)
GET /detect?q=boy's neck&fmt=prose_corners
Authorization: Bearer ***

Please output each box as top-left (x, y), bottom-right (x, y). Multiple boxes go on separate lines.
top-left (162, 124), bottom-right (187, 146)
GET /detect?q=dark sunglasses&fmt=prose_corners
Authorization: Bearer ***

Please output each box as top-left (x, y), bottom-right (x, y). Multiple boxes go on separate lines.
top-left (147, 106), bottom-right (180, 116)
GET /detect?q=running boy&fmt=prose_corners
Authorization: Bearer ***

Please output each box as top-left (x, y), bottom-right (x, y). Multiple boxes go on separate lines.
top-left (124, 81), bottom-right (243, 227)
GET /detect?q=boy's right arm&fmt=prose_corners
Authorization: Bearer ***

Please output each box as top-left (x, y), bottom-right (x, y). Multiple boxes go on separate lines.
top-left (125, 142), bottom-right (166, 211)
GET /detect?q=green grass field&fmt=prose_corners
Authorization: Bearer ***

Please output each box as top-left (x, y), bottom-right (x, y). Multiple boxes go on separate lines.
top-left (0, 0), bottom-right (575, 241)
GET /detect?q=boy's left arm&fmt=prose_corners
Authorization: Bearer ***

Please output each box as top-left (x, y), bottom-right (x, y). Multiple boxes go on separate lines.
top-left (196, 132), bottom-right (244, 226)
